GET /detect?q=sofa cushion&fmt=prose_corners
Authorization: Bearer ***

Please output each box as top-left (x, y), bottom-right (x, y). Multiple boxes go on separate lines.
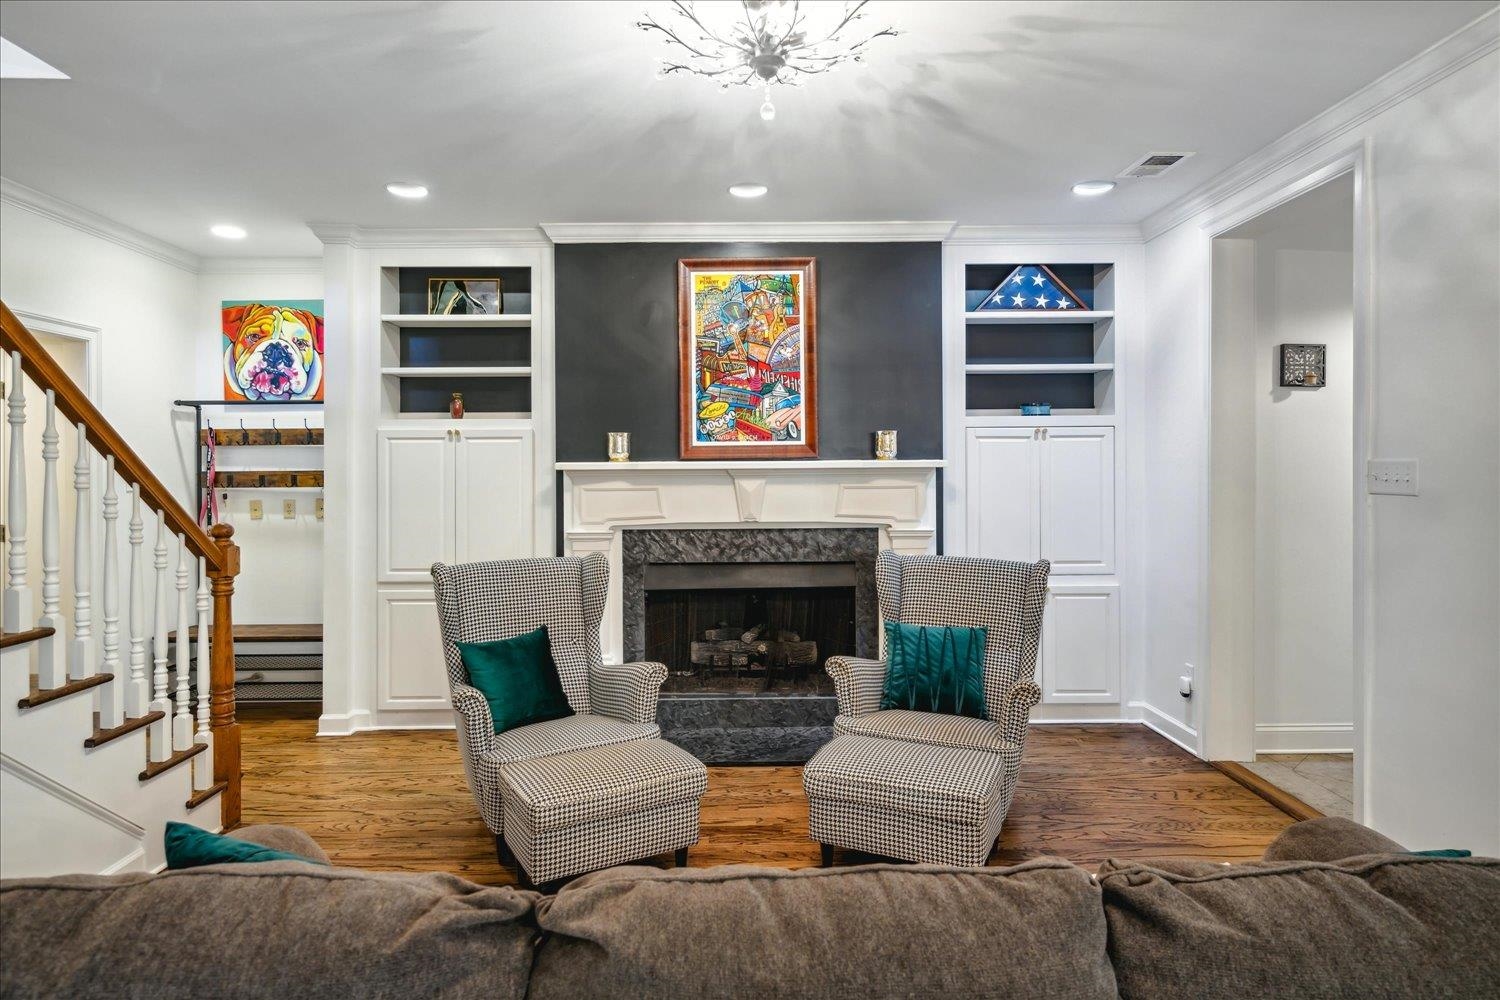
top-left (834, 709), bottom-right (1014, 752)
top-left (0, 865), bottom-right (540, 999)
top-left (481, 713), bottom-right (659, 768)
top-left (1099, 855), bottom-right (1500, 999)
top-left (228, 823), bottom-right (332, 864)
top-left (1261, 816), bottom-right (1407, 862)
top-left (165, 821), bottom-right (326, 870)
top-left (528, 860), bottom-right (1117, 1000)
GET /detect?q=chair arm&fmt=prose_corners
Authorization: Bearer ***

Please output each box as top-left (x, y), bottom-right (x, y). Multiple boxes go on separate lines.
top-left (997, 680), bottom-right (1041, 744)
top-left (450, 683), bottom-right (496, 759)
top-left (825, 656), bottom-right (887, 718)
top-left (588, 661), bottom-right (668, 725)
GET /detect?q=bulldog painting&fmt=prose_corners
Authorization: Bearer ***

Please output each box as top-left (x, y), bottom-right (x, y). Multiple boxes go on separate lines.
top-left (222, 300), bottom-right (325, 401)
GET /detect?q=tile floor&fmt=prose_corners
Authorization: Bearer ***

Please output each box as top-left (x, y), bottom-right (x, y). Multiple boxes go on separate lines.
top-left (1243, 753), bottom-right (1354, 819)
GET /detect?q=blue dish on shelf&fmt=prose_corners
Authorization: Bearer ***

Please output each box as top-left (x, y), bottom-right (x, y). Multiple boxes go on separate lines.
top-left (1020, 403), bottom-right (1051, 416)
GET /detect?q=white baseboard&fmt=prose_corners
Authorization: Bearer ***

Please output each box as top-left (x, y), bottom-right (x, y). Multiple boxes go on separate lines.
top-left (316, 709), bottom-right (372, 737)
top-left (1254, 723), bottom-right (1353, 755)
top-left (1130, 700), bottom-right (1199, 755)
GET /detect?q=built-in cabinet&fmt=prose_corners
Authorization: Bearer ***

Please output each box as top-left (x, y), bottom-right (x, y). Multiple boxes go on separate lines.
top-left (944, 247), bottom-right (1133, 711)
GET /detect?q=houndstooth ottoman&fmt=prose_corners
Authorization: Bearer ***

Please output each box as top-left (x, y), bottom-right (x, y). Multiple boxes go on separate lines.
top-left (498, 738), bottom-right (707, 885)
top-left (803, 732), bottom-right (1020, 867)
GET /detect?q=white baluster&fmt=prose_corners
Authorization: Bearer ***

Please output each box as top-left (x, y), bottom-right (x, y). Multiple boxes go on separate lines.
top-left (172, 537), bottom-right (193, 751)
top-left (4, 351), bottom-right (32, 633)
top-left (68, 422), bottom-right (93, 680)
top-left (97, 457), bottom-right (124, 730)
top-left (37, 389), bottom-right (63, 687)
top-left (124, 489), bottom-right (149, 718)
top-left (192, 557), bottom-right (214, 791)
top-left (148, 510), bottom-right (170, 762)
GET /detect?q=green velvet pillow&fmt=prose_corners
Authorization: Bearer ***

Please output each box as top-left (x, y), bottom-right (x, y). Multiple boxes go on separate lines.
top-left (880, 621), bottom-right (988, 719)
top-left (457, 625), bottom-right (574, 734)
top-left (1408, 848), bottom-right (1473, 858)
top-left (164, 821), bottom-right (324, 870)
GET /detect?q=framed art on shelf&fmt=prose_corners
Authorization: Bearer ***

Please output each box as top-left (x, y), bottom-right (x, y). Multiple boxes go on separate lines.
top-left (427, 276), bottom-right (503, 315)
top-left (678, 257), bottom-right (818, 460)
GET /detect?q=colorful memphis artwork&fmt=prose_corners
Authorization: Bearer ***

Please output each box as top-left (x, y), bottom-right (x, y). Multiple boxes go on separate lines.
top-left (976, 265), bottom-right (1087, 311)
top-left (222, 300), bottom-right (325, 401)
top-left (690, 270), bottom-right (805, 446)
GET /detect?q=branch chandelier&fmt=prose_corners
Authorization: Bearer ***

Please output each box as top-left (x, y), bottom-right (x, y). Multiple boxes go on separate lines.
top-left (636, 1), bottom-right (901, 121)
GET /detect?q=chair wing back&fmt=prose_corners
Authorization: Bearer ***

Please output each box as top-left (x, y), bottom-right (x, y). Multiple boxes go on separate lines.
top-left (431, 554), bottom-right (608, 715)
top-left (876, 551), bottom-right (1050, 720)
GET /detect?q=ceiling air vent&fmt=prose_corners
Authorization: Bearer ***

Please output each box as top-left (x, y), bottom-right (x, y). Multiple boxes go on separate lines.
top-left (1118, 152), bottom-right (1194, 179)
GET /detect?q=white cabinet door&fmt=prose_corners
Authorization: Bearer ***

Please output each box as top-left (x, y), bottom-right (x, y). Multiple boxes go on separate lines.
top-left (376, 586), bottom-right (448, 711)
top-left (965, 427), bottom-right (1040, 562)
top-left (377, 428), bottom-right (455, 583)
top-left (454, 427), bottom-right (535, 562)
top-left (1041, 583), bottom-right (1120, 704)
top-left (1040, 426), bottom-right (1115, 574)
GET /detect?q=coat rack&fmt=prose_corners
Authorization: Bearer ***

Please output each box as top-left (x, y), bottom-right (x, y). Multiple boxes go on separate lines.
top-left (173, 399), bottom-right (325, 523)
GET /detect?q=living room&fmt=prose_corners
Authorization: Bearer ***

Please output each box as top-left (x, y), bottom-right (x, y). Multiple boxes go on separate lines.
top-left (1, 2), bottom-right (1497, 996)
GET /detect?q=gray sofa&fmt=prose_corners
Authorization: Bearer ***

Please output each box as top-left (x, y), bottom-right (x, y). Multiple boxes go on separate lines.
top-left (2, 819), bottom-right (1496, 999)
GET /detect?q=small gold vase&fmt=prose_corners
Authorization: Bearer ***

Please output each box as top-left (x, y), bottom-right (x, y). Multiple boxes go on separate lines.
top-left (607, 431), bottom-right (631, 462)
top-left (875, 430), bottom-right (898, 460)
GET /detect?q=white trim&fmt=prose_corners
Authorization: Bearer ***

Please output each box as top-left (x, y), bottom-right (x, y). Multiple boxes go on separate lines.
top-left (198, 257), bottom-right (323, 275)
top-left (1142, 8), bottom-right (1499, 240)
top-left (317, 709), bottom-right (372, 736)
top-left (0, 177), bottom-right (201, 272)
top-left (555, 459), bottom-right (943, 472)
top-left (308, 224), bottom-right (550, 248)
top-left (9, 309), bottom-right (102, 407)
top-left (1131, 700), bottom-right (1198, 754)
top-left (1254, 723), bottom-right (1355, 755)
top-left (948, 225), bottom-right (1143, 246)
top-left (101, 848), bottom-right (148, 875)
top-left (0, 752), bottom-right (147, 839)
top-left (539, 221), bottom-right (956, 243)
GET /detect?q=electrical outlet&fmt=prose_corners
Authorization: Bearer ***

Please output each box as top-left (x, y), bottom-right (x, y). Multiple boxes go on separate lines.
top-left (283, 499), bottom-right (297, 519)
top-left (248, 500), bottom-right (264, 520)
top-left (1179, 663), bottom-right (1194, 698)
top-left (1367, 459), bottom-right (1418, 496)
top-left (315, 498), bottom-right (325, 520)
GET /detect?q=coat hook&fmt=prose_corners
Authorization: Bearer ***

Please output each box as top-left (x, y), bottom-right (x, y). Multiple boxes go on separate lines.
top-left (239, 419), bottom-right (249, 445)
top-left (304, 418), bottom-right (314, 445)
top-left (272, 418), bottom-right (281, 445)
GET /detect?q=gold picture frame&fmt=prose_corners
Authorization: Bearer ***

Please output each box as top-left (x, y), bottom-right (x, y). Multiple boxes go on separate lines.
top-left (427, 276), bottom-right (503, 316)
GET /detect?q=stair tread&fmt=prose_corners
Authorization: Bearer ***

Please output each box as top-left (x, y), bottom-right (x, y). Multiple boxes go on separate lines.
top-left (17, 672), bottom-right (112, 709)
top-left (1, 626), bottom-right (56, 650)
top-left (84, 709), bottom-right (166, 748)
top-left (186, 780), bottom-right (228, 810)
top-left (139, 741), bottom-right (206, 782)
top-left (168, 623), bottom-right (321, 642)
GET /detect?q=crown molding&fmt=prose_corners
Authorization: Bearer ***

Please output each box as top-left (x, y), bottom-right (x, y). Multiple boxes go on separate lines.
top-left (539, 221), bottom-right (956, 243)
top-left (1, 176), bottom-right (202, 273)
top-left (1141, 8), bottom-right (1499, 241)
top-left (198, 256), bottom-right (323, 276)
top-left (307, 223), bottom-right (550, 249)
top-left (947, 224), bottom-right (1143, 246)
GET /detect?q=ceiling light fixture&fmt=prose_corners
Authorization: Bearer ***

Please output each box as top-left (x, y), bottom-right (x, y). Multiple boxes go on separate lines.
top-left (638, 1), bottom-right (900, 122)
top-left (386, 182), bottom-right (429, 199)
top-left (729, 183), bottom-right (768, 199)
top-left (1072, 181), bottom-right (1116, 197)
top-left (210, 224), bottom-right (247, 240)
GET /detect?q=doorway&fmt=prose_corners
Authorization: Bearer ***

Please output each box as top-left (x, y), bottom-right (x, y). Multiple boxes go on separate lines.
top-left (1208, 174), bottom-right (1357, 819)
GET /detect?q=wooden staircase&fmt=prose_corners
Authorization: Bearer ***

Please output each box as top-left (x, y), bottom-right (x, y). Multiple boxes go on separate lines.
top-left (1, 299), bottom-right (241, 875)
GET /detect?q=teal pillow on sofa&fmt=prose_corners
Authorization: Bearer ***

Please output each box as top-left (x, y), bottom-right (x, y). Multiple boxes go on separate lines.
top-left (457, 625), bottom-right (574, 734)
top-left (879, 621), bottom-right (988, 720)
top-left (164, 821), bottom-right (324, 870)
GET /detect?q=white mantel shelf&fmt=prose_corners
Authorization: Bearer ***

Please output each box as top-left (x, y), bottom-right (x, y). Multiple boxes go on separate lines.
top-left (557, 459), bottom-right (944, 472)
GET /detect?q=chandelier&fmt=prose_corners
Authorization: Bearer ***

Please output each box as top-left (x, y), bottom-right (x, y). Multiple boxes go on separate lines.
top-left (636, 1), bottom-right (900, 121)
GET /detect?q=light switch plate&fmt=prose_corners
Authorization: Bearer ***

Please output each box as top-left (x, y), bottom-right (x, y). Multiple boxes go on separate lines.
top-left (283, 499), bottom-right (297, 519)
top-left (1367, 459), bottom-right (1418, 496)
top-left (314, 498), bottom-right (325, 520)
top-left (248, 500), bottom-right (264, 520)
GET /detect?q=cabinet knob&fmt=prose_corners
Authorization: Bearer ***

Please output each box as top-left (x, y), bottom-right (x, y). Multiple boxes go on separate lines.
top-left (1041, 428), bottom-right (1048, 440)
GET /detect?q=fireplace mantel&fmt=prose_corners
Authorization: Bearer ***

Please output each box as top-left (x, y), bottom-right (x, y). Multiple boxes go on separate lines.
top-left (559, 459), bottom-right (941, 663)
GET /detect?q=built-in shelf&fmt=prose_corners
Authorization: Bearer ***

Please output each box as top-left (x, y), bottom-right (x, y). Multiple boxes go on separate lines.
top-left (380, 313), bottom-right (532, 328)
top-left (381, 366), bottom-right (532, 378)
top-left (557, 460), bottom-right (945, 472)
top-left (965, 363), bottom-right (1114, 375)
top-left (964, 310), bottom-right (1113, 325)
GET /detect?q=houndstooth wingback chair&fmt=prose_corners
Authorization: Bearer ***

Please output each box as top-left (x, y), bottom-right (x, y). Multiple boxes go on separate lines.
top-left (803, 551), bottom-right (1050, 867)
top-left (431, 554), bottom-right (667, 851)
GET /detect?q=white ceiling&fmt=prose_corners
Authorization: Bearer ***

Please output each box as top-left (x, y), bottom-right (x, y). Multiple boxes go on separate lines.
top-left (0, 1), bottom-right (1490, 257)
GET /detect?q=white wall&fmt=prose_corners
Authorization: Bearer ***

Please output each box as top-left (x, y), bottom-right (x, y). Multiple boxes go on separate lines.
top-left (194, 270), bottom-right (324, 625)
top-left (1141, 32), bottom-right (1500, 852)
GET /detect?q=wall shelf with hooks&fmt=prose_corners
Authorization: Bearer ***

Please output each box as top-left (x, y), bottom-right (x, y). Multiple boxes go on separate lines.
top-left (173, 399), bottom-right (326, 521)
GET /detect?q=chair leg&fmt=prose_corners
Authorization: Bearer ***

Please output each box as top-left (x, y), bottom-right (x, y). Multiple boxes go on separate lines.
top-left (494, 834), bottom-right (512, 867)
top-left (674, 846), bottom-right (688, 868)
top-left (820, 843), bottom-right (834, 868)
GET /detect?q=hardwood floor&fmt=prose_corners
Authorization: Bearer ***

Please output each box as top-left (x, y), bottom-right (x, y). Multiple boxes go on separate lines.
top-left (240, 718), bottom-right (1295, 885)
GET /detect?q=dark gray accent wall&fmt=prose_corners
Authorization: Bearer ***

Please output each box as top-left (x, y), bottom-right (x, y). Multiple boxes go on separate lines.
top-left (554, 242), bottom-right (943, 461)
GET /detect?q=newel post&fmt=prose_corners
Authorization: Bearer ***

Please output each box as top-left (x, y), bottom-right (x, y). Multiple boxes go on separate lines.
top-left (207, 522), bottom-right (241, 829)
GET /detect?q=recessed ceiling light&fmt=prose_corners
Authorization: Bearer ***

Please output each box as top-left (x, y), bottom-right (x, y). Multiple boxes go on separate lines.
top-left (1072, 180), bottom-right (1116, 197)
top-left (210, 224), bottom-right (247, 240)
top-left (386, 182), bottom-right (429, 199)
top-left (729, 183), bottom-right (768, 199)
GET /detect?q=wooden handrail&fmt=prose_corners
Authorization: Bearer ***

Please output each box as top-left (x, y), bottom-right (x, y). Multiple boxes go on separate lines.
top-left (0, 300), bottom-right (223, 573)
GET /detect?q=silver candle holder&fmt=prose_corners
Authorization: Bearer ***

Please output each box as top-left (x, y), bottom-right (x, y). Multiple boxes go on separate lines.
top-left (875, 430), bottom-right (898, 460)
top-left (607, 431), bottom-right (631, 462)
